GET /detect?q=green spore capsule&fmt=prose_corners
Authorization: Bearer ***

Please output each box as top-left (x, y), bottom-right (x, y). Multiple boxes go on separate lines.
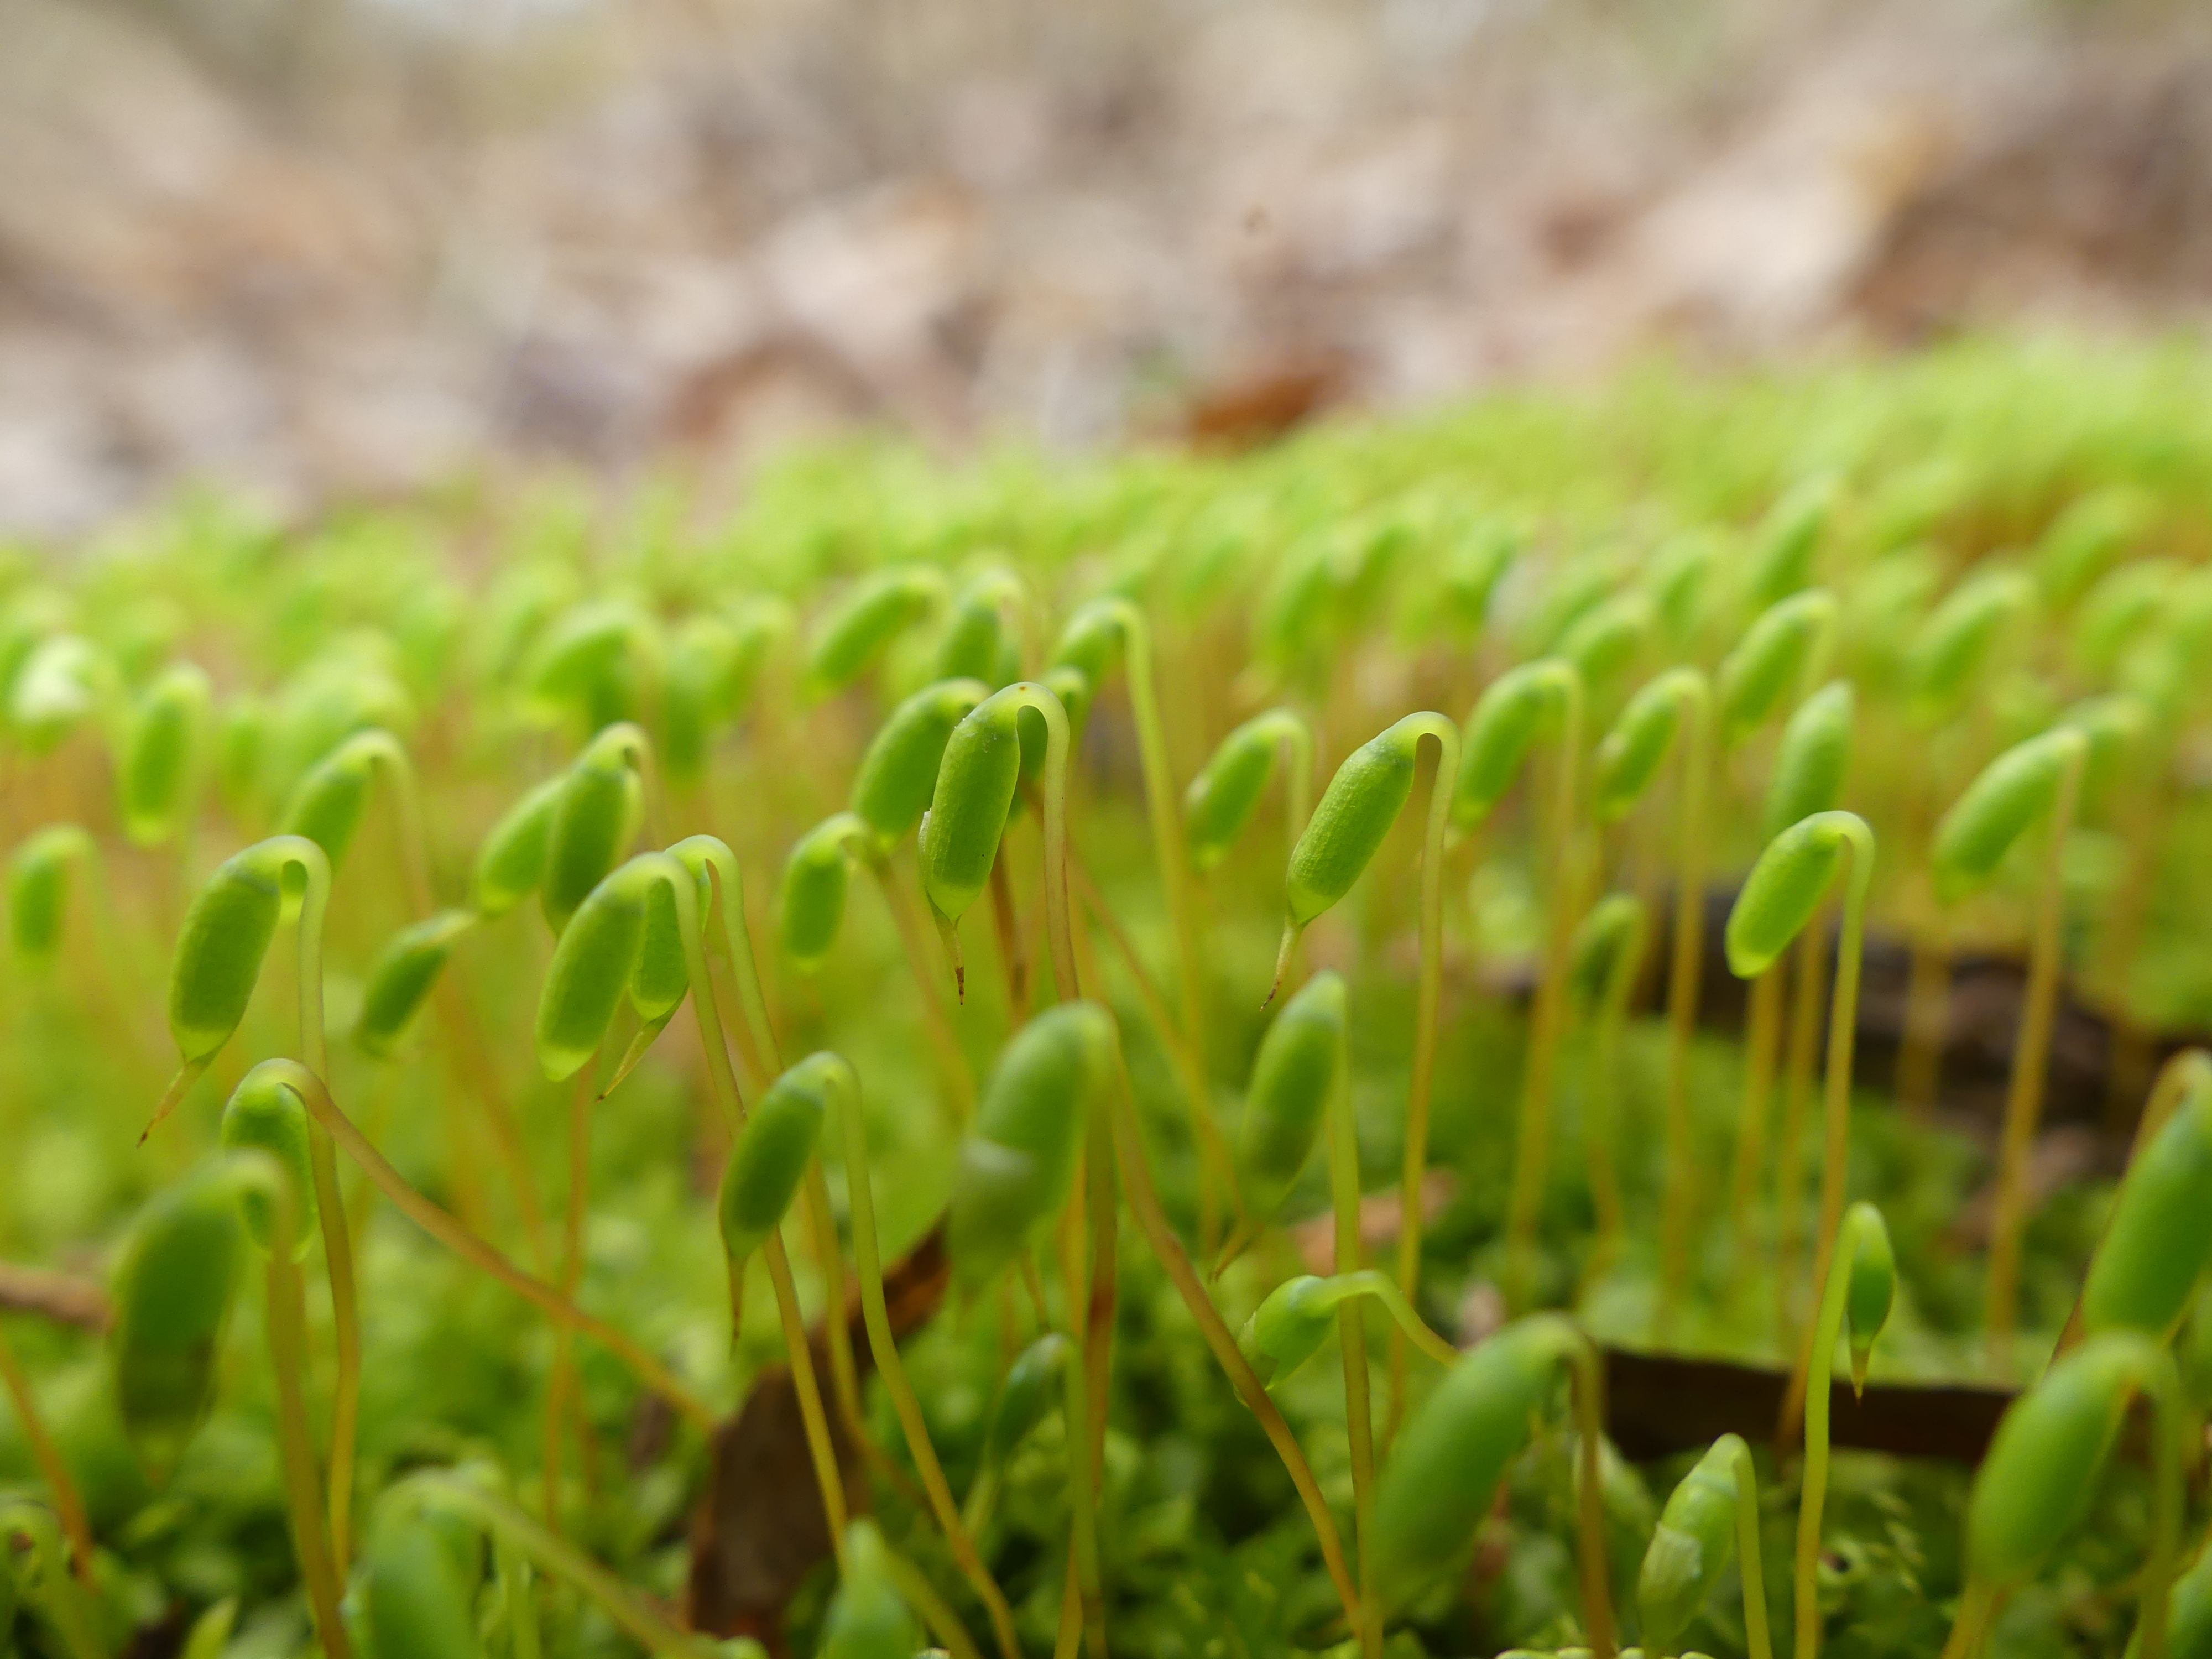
top-left (1286, 711), bottom-right (1449, 928)
top-left (168, 838), bottom-right (317, 1064)
top-left (540, 726), bottom-right (646, 933)
top-left (1238, 1275), bottom-right (1342, 1386)
top-left (119, 662), bottom-right (212, 847)
top-left (278, 727), bottom-right (405, 872)
top-left (1724, 811), bottom-right (1875, 980)
top-left (820, 1520), bottom-right (921, 1659)
top-left (982, 1333), bottom-right (1072, 1465)
top-left (1567, 894), bottom-right (1648, 1018)
top-left (779, 813), bottom-right (868, 968)
top-left (1841, 1203), bottom-right (1897, 1392)
top-left (808, 567), bottom-right (945, 693)
top-left (7, 823), bottom-right (92, 967)
top-left (1716, 589), bottom-right (1835, 743)
top-left (1929, 726), bottom-right (2087, 904)
top-left (362, 1519), bottom-right (487, 1659)
top-left (109, 1167), bottom-right (244, 1477)
top-left (1746, 476), bottom-right (1834, 606)
top-left (1557, 589), bottom-right (1652, 691)
top-left (1453, 659), bottom-right (1578, 828)
top-left (2074, 560), bottom-right (2181, 683)
top-left (527, 598), bottom-right (656, 732)
top-left (533, 858), bottom-right (655, 1080)
top-left (472, 775), bottom-right (565, 918)
top-left (946, 1002), bottom-right (1115, 1290)
top-left (1647, 530), bottom-right (1722, 644)
top-left (1762, 681), bottom-right (1855, 841)
top-left (852, 678), bottom-right (990, 844)
top-left (1592, 667), bottom-right (1704, 822)
top-left (1050, 597), bottom-right (1130, 686)
top-left (1908, 566), bottom-right (2033, 716)
top-left (717, 1057), bottom-right (831, 1263)
top-left (10, 634), bottom-right (108, 754)
top-left (921, 681), bottom-right (1067, 927)
top-left (933, 570), bottom-right (1022, 684)
top-left (2037, 487), bottom-right (2152, 610)
top-left (1965, 1331), bottom-right (2175, 1588)
top-left (661, 614), bottom-right (740, 785)
top-left (1235, 971), bottom-right (1346, 1223)
top-left (2083, 1052), bottom-right (2212, 1338)
top-left (1368, 1313), bottom-right (1594, 1611)
top-left (1183, 708), bottom-right (1305, 869)
top-left (216, 695), bottom-right (270, 820)
top-left (356, 910), bottom-right (478, 1058)
top-left (1639, 1435), bottom-right (1757, 1657)
top-left (217, 1066), bottom-right (319, 1258)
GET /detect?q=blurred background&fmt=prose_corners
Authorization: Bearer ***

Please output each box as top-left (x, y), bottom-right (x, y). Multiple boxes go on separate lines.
top-left (3, 0), bottom-right (2208, 536)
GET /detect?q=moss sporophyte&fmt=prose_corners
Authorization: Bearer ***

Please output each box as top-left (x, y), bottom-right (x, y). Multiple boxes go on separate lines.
top-left (12, 348), bottom-right (2212, 1657)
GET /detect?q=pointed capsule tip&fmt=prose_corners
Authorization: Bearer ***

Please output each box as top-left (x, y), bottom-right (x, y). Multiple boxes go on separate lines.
top-left (1263, 922), bottom-right (1300, 1010)
top-left (138, 1058), bottom-right (206, 1147)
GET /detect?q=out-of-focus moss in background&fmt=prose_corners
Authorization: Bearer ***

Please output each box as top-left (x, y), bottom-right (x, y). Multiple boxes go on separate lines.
top-left (2, 0), bottom-right (2208, 534)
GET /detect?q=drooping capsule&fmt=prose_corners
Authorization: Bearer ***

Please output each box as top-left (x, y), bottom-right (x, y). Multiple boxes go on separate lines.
top-left (356, 910), bottom-right (478, 1058)
top-left (7, 824), bottom-right (92, 968)
top-left (109, 1168), bottom-right (245, 1477)
top-left (218, 1067), bottom-right (320, 1258)
top-left (1235, 972), bottom-right (1347, 1223)
top-left (540, 727), bottom-right (645, 933)
top-left (118, 663), bottom-right (213, 847)
top-left (851, 679), bottom-right (991, 844)
top-left (472, 775), bottom-right (565, 919)
top-left (946, 1003), bottom-right (1117, 1290)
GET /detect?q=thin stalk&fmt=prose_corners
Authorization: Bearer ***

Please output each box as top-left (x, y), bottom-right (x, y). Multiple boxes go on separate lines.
top-left (1793, 1207), bottom-right (1877, 1659)
top-left (1777, 826), bottom-right (1875, 1446)
top-left (1100, 604), bottom-right (1222, 1252)
top-left (1328, 1022), bottom-right (1383, 1659)
top-left (542, 1065), bottom-right (597, 1530)
top-left (262, 1186), bottom-right (352, 1659)
top-left (987, 848), bottom-right (1031, 1020)
top-left (278, 1062), bottom-right (716, 1430)
top-left (1504, 693), bottom-right (1586, 1313)
top-left (838, 1079), bottom-right (1021, 1659)
top-left (1657, 686), bottom-right (1715, 1338)
top-left (1105, 1049), bottom-right (1363, 1632)
top-left (1729, 1436), bottom-right (1776, 1659)
top-left (1055, 1194), bottom-right (1108, 1658)
top-left (285, 849), bottom-right (362, 1569)
top-left (1772, 921), bottom-right (1829, 1350)
top-left (1940, 1580), bottom-right (2002, 1659)
top-left (0, 1321), bottom-right (95, 1586)
top-left (879, 1542), bottom-right (988, 1659)
top-left (1388, 713), bottom-right (1460, 1443)
top-left (1568, 1341), bottom-right (1619, 1659)
top-left (1897, 895), bottom-right (1950, 1117)
top-left (1984, 748), bottom-right (2088, 1368)
top-left (403, 1474), bottom-right (725, 1659)
top-left (761, 1229), bottom-right (850, 1569)
top-left (1728, 966), bottom-right (1785, 1265)
top-left (1004, 687), bottom-right (1079, 1002)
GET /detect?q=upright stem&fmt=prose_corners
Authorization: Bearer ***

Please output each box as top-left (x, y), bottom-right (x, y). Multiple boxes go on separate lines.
top-left (1505, 695), bottom-right (1586, 1311)
top-left (1985, 749), bottom-right (2087, 1369)
top-left (1388, 714), bottom-right (1460, 1442)
top-left (1558, 1333), bottom-right (1619, 1659)
top-left (1730, 1436), bottom-right (1776, 1659)
top-left (1105, 1048), bottom-right (1363, 1633)
top-left (543, 1065), bottom-right (597, 1530)
top-left (285, 846), bottom-right (361, 1569)
top-left (1779, 829), bottom-right (1874, 1444)
top-left (1006, 685), bottom-right (1079, 1003)
top-left (1657, 690), bottom-right (1714, 1338)
top-left (1940, 1579), bottom-right (2001, 1659)
top-left (1794, 1207), bottom-right (1876, 1659)
top-left (1729, 967), bottom-right (1785, 1266)
top-left (1328, 1024), bottom-right (1382, 1659)
top-left (763, 1229), bottom-right (849, 1569)
top-left (1773, 921), bottom-right (1829, 1350)
top-left (1897, 926), bottom-right (1951, 1118)
top-left (1103, 605), bottom-right (1228, 1245)
top-left (262, 1190), bottom-right (353, 1659)
top-left (836, 1076), bottom-right (1021, 1659)
top-left (1585, 1000), bottom-right (1626, 1276)
top-left (0, 1322), bottom-right (95, 1585)
top-left (1055, 1193), bottom-right (1108, 1658)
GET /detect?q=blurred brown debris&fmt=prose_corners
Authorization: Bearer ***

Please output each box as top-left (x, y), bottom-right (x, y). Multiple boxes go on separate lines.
top-left (3, 0), bottom-right (2211, 535)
